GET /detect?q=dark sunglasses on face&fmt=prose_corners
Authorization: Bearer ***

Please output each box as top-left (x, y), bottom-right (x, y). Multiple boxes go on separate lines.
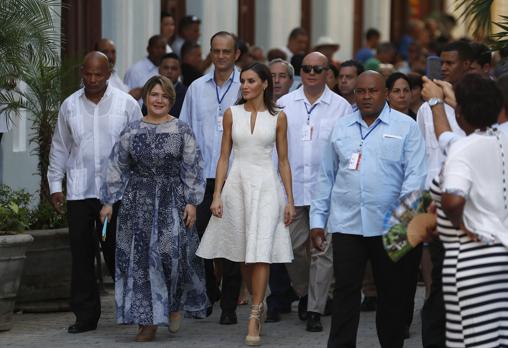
top-left (301, 65), bottom-right (329, 74)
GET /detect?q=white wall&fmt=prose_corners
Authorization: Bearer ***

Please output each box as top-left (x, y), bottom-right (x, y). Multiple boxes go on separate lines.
top-left (187, 0), bottom-right (238, 54)
top-left (255, 0), bottom-right (301, 53)
top-left (102, 0), bottom-right (160, 79)
top-left (363, 0), bottom-right (391, 42)
top-left (312, 0), bottom-right (355, 62)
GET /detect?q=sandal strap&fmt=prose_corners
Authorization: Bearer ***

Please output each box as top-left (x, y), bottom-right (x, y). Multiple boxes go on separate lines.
top-left (249, 303), bottom-right (264, 320)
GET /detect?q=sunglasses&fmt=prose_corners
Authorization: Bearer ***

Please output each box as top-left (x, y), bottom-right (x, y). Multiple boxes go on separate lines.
top-left (301, 65), bottom-right (329, 74)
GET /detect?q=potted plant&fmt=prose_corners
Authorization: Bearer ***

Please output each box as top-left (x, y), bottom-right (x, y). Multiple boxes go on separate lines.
top-left (0, 0), bottom-right (75, 312)
top-left (0, 185), bottom-right (34, 331)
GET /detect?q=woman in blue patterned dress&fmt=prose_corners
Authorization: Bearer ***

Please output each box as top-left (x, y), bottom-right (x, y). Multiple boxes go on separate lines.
top-left (100, 75), bottom-right (207, 342)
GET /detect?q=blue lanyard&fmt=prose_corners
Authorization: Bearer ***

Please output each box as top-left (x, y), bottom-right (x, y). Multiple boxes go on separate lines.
top-left (215, 70), bottom-right (235, 108)
top-left (304, 102), bottom-right (319, 124)
top-left (358, 118), bottom-right (381, 147)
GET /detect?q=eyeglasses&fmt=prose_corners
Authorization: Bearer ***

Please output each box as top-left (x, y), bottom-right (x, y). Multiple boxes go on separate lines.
top-left (301, 65), bottom-right (328, 74)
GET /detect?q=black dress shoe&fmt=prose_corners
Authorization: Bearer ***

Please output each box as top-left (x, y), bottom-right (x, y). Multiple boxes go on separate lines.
top-left (298, 295), bottom-right (308, 321)
top-left (360, 296), bottom-right (377, 312)
top-left (219, 311), bottom-right (237, 325)
top-left (306, 312), bottom-right (323, 332)
top-left (265, 309), bottom-right (280, 323)
top-left (67, 322), bottom-right (97, 334)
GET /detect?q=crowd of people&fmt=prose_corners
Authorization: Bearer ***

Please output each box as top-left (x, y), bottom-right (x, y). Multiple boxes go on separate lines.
top-left (46, 10), bottom-right (508, 348)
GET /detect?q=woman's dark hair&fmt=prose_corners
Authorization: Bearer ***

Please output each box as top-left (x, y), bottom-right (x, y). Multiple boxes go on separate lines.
top-left (237, 62), bottom-right (278, 115)
top-left (407, 73), bottom-right (423, 90)
top-left (454, 74), bottom-right (503, 129)
top-left (386, 72), bottom-right (411, 91)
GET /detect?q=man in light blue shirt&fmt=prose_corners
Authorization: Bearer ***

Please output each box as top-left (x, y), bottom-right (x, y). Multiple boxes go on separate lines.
top-left (179, 31), bottom-right (242, 325)
top-left (310, 71), bottom-right (426, 348)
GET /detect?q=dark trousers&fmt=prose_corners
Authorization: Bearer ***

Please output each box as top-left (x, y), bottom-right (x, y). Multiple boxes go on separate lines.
top-left (196, 179), bottom-right (241, 313)
top-left (402, 244), bottom-right (423, 329)
top-left (267, 263), bottom-right (296, 312)
top-left (328, 233), bottom-right (412, 348)
top-left (421, 239), bottom-right (446, 348)
top-left (67, 199), bottom-right (119, 325)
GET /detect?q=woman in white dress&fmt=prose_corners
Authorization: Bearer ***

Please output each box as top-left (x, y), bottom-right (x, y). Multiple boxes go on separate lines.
top-left (196, 62), bottom-right (295, 346)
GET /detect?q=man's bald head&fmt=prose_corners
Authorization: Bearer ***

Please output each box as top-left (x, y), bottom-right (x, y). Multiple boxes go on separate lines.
top-left (82, 51), bottom-right (110, 71)
top-left (81, 51), bottom-right (111, 97)
top-left (355, 70), bottom-right (388, 119)
top-left (301, 51), bottom-right (330, 91)
top-left (302, 51), bottom-right (328, 66)
top-left (95, 38), bottom-right (117, 67)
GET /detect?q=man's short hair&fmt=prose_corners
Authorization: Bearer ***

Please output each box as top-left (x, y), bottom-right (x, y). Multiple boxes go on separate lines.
top-left (442, 40), bottom-right (474, 62)
top-left (339, 60), bottom-right (364, 76)
top-left (161, 52), bottom-right (180, 63)
top-left (496, 73), bottom-right (508, 112)
top-left (180, 41), bottom-right (200, 59)
top-left (268, 58), bottom-right (295, 80)
top-left (148, 35), bottom-right (164, 47)
top-left (288, 27), bottom-right (308, 41)
top-left (470, 42), bottom-right (491, 67)
top-left (161, 11), bottom-right (173, 21)
top-left (267, 48), bottom-right (287, 61)
top-left (179, 15), bottom-right (200, 32)
top-left (366, 28), bottom-right (380, 40)
top-left (209, 31), bottom-right (238, 50)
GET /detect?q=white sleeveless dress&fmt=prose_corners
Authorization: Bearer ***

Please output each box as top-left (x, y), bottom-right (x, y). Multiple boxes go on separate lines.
top-left (196, 104), bottom-right (294, 263)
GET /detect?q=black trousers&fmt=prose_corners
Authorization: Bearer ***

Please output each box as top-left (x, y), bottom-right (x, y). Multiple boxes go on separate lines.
top-left (67, 199), bottom-right (119, 325)
top-left (267, 263), bottom-right (295, 312)
top-left (402, 244), bottom-right (423, 329)
top-left (328, 233), bottom-right (413, 348)
top-left (421, 239), bottom-right (446, 348)
top-left (196, 179), bottom-right (241, 313)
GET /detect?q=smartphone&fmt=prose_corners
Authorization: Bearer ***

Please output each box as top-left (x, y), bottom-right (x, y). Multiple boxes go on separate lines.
top-left (426, 56), bottom-right (442, 80)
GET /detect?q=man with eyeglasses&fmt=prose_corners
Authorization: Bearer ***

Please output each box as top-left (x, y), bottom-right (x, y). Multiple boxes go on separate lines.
top-left (277, 52), bottom-right (351, 332)
top-left (310, 71), bottom-right (426, 347)
top-left (179, 31), bottom-right (242, 326)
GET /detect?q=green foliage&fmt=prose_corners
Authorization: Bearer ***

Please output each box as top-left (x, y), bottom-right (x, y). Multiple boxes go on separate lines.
top-left (456, 0), bottom-right (494, 40)
top-left (0, 185), bottom-right (32, 234)
top-left (30, 200), bottom-right (67, 230)
top-left (0, 185), bottom-right (67, 233)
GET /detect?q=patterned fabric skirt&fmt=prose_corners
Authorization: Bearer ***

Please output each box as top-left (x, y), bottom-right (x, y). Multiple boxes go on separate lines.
top-left (115, 178), bottom-right (208, 325)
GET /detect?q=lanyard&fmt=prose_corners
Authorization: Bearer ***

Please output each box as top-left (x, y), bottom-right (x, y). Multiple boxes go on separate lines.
top-left (358, 118), bottom-right (381, 148)
top-left (215, 70), bottom-right (235, 108)
top-left (304, 102), bottom-right (319, 124)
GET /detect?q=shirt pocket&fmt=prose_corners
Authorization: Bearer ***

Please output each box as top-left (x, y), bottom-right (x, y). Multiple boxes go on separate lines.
top-left (319, 119), bottom-right (335, 140)
top-left (67, 168), bottom-right (88, 195)
top-left (380, 136), bottom-right (403, 161)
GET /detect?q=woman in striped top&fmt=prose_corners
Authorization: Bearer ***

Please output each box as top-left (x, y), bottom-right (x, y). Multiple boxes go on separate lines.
top-left (434, 74), bottom-right (508, 348)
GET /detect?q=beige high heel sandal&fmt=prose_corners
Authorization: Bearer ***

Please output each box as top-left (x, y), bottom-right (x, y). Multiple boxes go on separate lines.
top-left (245, 303), bottom-right (263, 346)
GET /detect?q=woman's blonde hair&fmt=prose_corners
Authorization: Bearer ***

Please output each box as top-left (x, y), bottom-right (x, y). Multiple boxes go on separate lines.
top-left (142, 75), bottom-right (176, 107)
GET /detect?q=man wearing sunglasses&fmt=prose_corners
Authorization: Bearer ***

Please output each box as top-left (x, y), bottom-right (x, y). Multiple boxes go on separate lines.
top-left (277, 52), bottom-right (352, 332)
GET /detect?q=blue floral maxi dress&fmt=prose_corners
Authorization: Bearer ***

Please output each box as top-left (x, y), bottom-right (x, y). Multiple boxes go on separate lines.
top-left (101, 118), bottom-right (208, 325)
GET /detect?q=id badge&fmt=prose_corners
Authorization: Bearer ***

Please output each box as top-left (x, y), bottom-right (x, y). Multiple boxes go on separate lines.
top-left (348, 152), bottom-right (361, 170)
top-left (301, 124), bottom-right (313, 141)
top-left (216, 116), bottom-right (224, 132)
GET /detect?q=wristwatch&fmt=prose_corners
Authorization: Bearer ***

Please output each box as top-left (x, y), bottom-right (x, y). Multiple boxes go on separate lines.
top-left (428, 97), bottom-right (443, 107)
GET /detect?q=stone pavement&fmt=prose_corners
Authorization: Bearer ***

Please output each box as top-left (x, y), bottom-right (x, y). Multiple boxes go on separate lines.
top-left (0, 287), bottom-right (426, 348)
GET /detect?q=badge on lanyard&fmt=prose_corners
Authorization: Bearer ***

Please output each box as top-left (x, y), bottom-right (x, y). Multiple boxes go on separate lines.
top-left (302, 124), bottom-right (313, 141)
top-left (348, 152), bottom-right (361, 170)
top-left (216, 106), bottom-right (224, 132)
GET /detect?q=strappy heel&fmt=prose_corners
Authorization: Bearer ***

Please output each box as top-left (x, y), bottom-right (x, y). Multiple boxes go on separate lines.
top-left (245, 303), bottom-right (263, 346)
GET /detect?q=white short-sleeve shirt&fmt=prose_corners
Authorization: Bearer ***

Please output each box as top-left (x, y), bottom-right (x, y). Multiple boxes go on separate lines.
top-left (442, 130), bottom-right (508, 245)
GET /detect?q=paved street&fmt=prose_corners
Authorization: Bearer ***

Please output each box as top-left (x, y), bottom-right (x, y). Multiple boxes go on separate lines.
top-left (1, 286), bottom-right (425, 348)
